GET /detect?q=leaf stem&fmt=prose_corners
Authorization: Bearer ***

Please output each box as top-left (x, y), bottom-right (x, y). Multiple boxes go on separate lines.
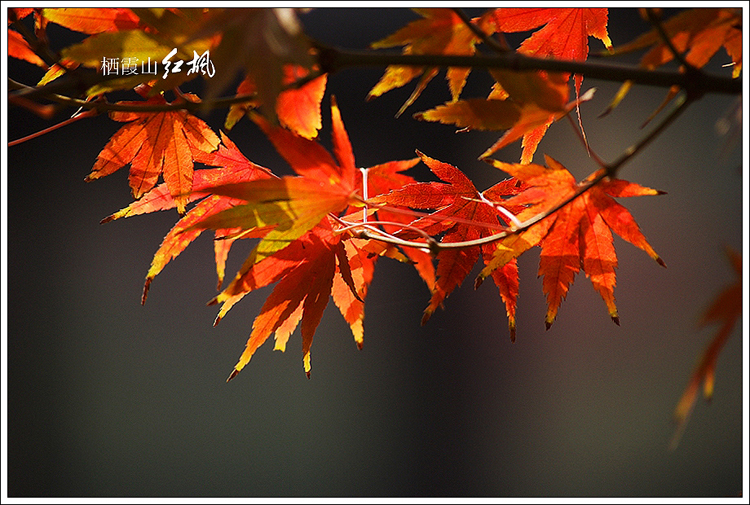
top-left (565, 113), bottom-right (608, 169)
top-left (352, 95), bottom-right (694, 253)
top-left (356, 94), bottom-right (693, 251)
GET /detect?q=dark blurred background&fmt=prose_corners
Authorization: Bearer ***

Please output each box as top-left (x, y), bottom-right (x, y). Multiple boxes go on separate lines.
top-left (5, 8), bottom-right (744, 497)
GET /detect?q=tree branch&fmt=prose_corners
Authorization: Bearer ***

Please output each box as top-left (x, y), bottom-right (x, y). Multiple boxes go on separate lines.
top-left (9, 39), bottom-right (740, 119)
top-left (316, 46), bottom-right (741, 95)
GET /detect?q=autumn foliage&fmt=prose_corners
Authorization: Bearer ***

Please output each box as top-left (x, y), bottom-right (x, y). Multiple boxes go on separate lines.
top-left (8, 7), bottom-right (742, 446)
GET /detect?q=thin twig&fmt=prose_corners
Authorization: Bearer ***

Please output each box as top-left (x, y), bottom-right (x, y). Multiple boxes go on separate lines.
top-left (8, 68), bottom-right (326, 114)
top-left (644, 8), bottom-right (693, 71)
top-left (8, 109), bottom-right (98, 146)
top-left (451, 8), bottom-right (509, 54)
top-left (347, 89), bottom-right (696, 253)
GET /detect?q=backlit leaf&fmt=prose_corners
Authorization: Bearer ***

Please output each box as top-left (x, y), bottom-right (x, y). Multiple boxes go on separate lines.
top-left (480, 157), bottom-right (665, 328)
top-left (86, 87), bottom-right (221, 214)
top-left (41, 7), bottom-right (140, 33)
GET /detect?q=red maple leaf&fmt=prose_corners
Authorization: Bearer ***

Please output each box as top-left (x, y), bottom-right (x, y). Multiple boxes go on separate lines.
top-left (491, 8), bottom-right (612, 93)
top-left (486, 8), bottom-right (612, 162)
top-left (215, 221), bottom-right (374, 380)
top-left (191, 100), bottom-right (363, 267)
top-left (86, 85), bottom-right (221, 214)
top-left (479, 156), bottom-right (665, 328)
top-left (370, 151), bottom-right (525, 339)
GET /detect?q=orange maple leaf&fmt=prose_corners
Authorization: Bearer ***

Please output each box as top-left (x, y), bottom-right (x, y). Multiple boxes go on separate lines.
top-left (191, 99), bottom-right (363, 268)
top-left (491, 8), bottom-right (612, 93)
top-left (479, 157), bottom-right (665, 328)
top-left (41, 7), bottom-right (140, 33)
top-left (415, 72), bottom-right (596, 162)
top-left (101, 131), bottom-right (275, 301)
top-left (670, 247), bottom-right (742, 450)
top-left (367, 8), bottom-right (497, 116)
top-left (186, 98), bottom-right (421, 379)
top-left (604, 8), bottom-right (741, 118)
top-left (225, 65), bottom-right (328, 139)
top-left (85, 85), bottom-right (221, 214)
top-left (214, 220), bottom-right (375, 381)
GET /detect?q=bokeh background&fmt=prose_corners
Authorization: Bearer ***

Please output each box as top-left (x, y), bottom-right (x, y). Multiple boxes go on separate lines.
top-left (5, 8), bottom-right (745, 497)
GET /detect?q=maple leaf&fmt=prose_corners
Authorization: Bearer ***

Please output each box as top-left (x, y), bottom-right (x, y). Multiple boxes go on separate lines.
top-left (85, 85), bottom-right (221, 214)
top-left (190, 100), bottom-right (362, 267)
top-left (360, 160), bottom-right (435, 290)
top-left (101, 131), bottom-right (275, 300)
top-left (369, 151), bottom-right (524, 339)
top-left (367, 8), bottom-right (498, 116)
top-left (185, 99), bottom-right (422, 380)
top-left (215, 220), bottom-right (375, 381)
top-left (670, 247), bottom-right (742, 450)
top-left (224, 65), bottom-right (328, 139)
top-left (200, 105), bottom-right (406, 263)
top-left (192, 97), bottom-right (423, 269)
top-left (415, 74), bottom-right (596, 162)
top-left (486, 8), bottom-right (611, 162)
top-left (210, 204), bottom-right (420, 383)
top-left (478, 157), bottom-right (665, 328)
top-left (41, 7), bottom-right (140, 33)
top-left (603, 8), bottom-right (742, 118)
top-left (490, 8), bottom-right (612, 94)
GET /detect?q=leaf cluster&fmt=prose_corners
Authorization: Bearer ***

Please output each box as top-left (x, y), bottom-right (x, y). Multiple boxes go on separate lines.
top-left (7, 7), bottom-right (742, 445)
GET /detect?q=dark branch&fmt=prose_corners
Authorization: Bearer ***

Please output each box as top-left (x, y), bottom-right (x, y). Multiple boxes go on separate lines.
top-left (9, 43), bottom-right (740, 119)
top-left (317, 46), bottom-right (741, 95)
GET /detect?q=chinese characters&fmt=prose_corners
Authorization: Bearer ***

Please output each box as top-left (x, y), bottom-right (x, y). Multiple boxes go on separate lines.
top-left (100, 49), bottom-right (215, 79)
